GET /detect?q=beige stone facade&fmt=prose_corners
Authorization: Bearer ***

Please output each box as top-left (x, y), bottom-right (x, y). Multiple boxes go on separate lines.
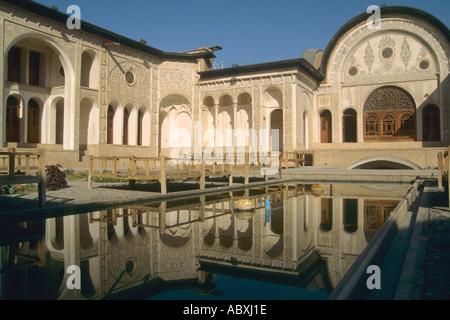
top-left (1, 1), bottom-right (449, 170)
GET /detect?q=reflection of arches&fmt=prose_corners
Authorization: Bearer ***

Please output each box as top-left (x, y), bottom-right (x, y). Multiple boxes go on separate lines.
top-left (422, 104), bottom-right (441, 141)
top-left (320, 110), bottom-right (332, 143)
top-left (343, 108), bottom-right (357, 143)
top-left (348, 156), bottom-right (421, 170)
top-left (320, 198), bottom-right (333, 232)
top-left (343, 199), bottom-right (358, 233)
top-left (48, 216), bottom-right (64, 250)
top-left (364, 200), bottom-right (399, 243)
top-left (107, 210), bottom-right (119, 245)
top-left (236, 217), bottom-right (253, 251)
top-left (80, 213), bottom-right (94, 250)
top-left (6, 95), bottom-right (21, 143)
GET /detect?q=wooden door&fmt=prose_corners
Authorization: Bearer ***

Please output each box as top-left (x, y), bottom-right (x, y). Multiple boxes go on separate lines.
top-left (27, 99), bottom-right (40, 143)
top-left (320, 110), bottom-right (332, 143)
top-left (6, 96), bottom-right (20, 143)
top-left (123, 108), bottom-right (129, 145)
top-left (107, 106), bottom-right (114, 144)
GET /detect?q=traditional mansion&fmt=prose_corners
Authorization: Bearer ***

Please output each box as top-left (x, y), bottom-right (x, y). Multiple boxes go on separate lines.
top-left (1, 0), bottom-right (449, 170)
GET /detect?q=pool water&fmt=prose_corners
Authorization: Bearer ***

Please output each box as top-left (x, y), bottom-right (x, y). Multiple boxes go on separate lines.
top-left (0, 181), bottom-right (411, 300)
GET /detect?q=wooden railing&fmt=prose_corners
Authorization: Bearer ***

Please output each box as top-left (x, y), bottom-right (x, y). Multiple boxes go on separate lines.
top-left (438, 146), bottom-right (450, 206)
top-left (0, 148), bottom-right (46, 207)
top-left (88, 151), bottom-right (312, 193)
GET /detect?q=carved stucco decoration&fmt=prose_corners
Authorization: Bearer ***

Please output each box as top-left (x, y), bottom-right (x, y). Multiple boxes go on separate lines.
top-left (319, 18), bottom-right (450, 94)
top-left (161, 70), bottom-right (192, 97)
top-left (108, 60), bottom-right (149, 106)
top-left (107, 237), bottom-right (152, 284)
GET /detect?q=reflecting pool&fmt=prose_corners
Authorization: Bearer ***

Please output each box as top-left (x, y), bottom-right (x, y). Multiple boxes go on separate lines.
top-left (0, 182), bottom-right (411, 300)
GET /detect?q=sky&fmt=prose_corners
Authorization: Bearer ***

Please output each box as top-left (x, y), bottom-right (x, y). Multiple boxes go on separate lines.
top-left (33, 0), bottom-right (449, 68)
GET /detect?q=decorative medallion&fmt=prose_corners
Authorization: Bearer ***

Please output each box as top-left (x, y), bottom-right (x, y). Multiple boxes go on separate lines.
top-left (419, 59), bottom-right (431, 70)
top-left (125, 70), bottom-right (136, 86)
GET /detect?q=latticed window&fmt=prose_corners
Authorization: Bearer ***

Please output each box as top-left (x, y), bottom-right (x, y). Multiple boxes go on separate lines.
top-left (365, 113), bottom-right (379, 136)
top-left (400, 112), bottom-right (415, 136)
top-left (382, 113), bottom-right (396, 136)
top-left (363, 86), bottom-right (416, 141)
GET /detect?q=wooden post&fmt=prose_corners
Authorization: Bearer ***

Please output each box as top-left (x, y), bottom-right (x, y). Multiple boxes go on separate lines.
top-left (145, 159), bottom-right (150, 175)
top-left (200, 153), bottom-right (206, 190)
top-left (160, 155), bottom-right (167, 194)
top-left (438, 152), bottom-right (443, 188)
top-left (38, 179), bottom-right (46, 208)
top-left (129, 156), bottom-right (136, 187)
top-left (112, 157), bottom-right (118, 175)
top-left (8, 148), bottom-right (15, 178)
top-left (244, 152), bottom-right (249, 185)
top-left (38, 149), bottom-right (45, 178)
top-left (279, 153), bottom-right (282, 180)
top-left (25, 155), bottom-right (30, 176)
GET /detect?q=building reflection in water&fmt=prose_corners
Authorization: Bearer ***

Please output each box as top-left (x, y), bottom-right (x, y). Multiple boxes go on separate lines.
top-left (0, 182), bottom-right (410, 300)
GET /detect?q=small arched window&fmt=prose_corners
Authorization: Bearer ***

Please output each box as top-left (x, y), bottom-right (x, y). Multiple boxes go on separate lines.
top-left (422, 105), bottom-right (440, 142)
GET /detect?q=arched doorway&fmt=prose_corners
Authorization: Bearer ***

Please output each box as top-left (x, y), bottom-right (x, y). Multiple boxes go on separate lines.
top-left (343, 108), bottom-right (357, 143)
top-left (422, 104), bottom-right (440, 141)
top-left (270, 109), bottom-right (283, 153)
top-left (107, 105), bottom-right (114, 144)
top-left (6, 96), bottom-right (21, 143)
top-left (55, 98), bottom-right (65, 145)
top-left (123, 108), bottom-right (129, 145)
top-left (320, 110), bottom-right (332, 143)
top-left (27, 98), bottom-right (41, 143)
top-left (79, 98), bottom-right (98, 150)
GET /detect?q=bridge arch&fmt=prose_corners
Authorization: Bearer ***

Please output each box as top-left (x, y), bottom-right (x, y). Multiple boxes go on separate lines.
top-left (347, 156), bottom-right (421, 170)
